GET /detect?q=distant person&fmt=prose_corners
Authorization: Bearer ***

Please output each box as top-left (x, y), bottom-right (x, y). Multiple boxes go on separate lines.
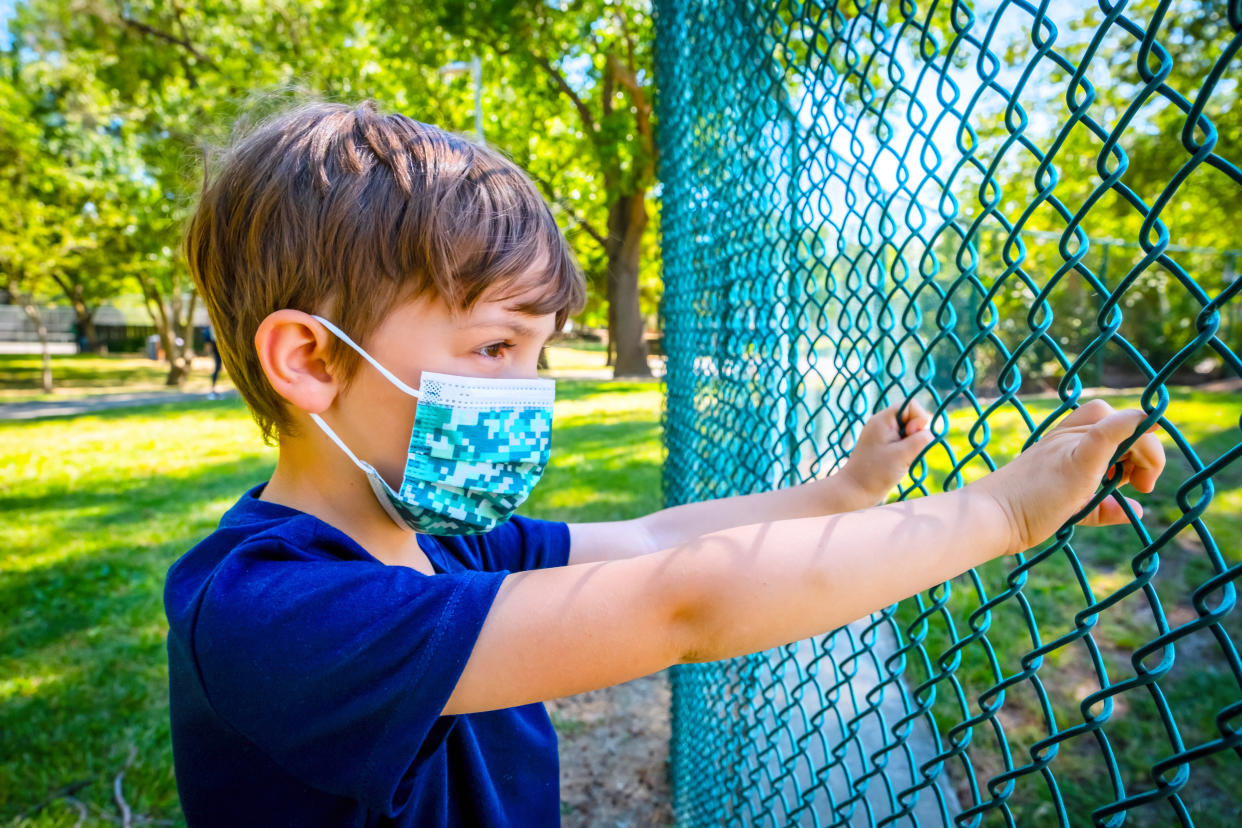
top-left (73, 320), bottom-right (89, 354)
top-left (163, 100), bottom-right (1166, 826)
top-left (201, 323), bottom-right (223, 399)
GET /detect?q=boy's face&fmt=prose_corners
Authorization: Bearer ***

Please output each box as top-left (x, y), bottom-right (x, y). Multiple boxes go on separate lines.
top-left (326, 275), bottom-right (559, 490)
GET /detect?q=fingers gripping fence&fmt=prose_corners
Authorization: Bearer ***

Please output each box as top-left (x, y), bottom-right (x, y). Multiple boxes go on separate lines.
top-left (652, 0), bottom-right (1242, 825)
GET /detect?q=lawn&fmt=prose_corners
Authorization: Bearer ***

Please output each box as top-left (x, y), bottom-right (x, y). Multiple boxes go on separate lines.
top-left (0, 353), bottom-right (233, 404)
top-left (1, 347), bottom-right (663, 827)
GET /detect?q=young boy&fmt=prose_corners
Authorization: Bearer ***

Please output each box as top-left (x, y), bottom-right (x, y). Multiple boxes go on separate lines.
top-left (164, 100), bottom-right (1165, 827)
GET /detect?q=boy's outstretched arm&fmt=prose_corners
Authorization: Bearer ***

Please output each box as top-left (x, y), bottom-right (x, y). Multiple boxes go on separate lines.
top-left (567, 400), bottom-right (935, 565)
top-left (444, 400), bottom-right (1163, 717)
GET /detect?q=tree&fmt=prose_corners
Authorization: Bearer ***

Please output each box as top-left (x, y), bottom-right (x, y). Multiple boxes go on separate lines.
top-left (0, 42), bottom-right (72, 390)
top-left (11, 0), bottom-right (665, 381)
top-left (24, 56), bottom-right (137, 354)
top-left (401, 0), bottom-right (660, 376)
top-left (954, 0), bottom-right (1242, 382)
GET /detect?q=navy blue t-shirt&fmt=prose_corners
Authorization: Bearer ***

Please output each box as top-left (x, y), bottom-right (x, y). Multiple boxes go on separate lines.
top-left (164, 483), bottom-right (572, 826)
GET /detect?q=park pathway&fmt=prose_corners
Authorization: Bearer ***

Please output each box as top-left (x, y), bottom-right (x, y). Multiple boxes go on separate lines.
top-left (0, 390), bottom-right (237, 421)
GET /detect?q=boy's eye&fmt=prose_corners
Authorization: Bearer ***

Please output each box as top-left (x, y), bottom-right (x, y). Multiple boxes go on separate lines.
top-left (477, 341), bottom-right (515, 359)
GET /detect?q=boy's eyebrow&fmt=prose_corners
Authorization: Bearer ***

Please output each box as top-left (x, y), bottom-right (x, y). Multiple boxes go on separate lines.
top-left (467, 318), bottom-right (557, 344)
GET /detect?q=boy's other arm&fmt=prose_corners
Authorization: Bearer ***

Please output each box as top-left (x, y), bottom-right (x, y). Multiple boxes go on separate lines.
top-left (565, 471), bottom-right (878, 566)
top-left (566, 400), bottom-right (939, 565)
top-left (442, 400), bottom-right (1163, 717)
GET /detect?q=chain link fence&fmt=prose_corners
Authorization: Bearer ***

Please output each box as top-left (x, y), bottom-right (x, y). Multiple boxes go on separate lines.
top-left (653, 0), bottom-right (1241, 824)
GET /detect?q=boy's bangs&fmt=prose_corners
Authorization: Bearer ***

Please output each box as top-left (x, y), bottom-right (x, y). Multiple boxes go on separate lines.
top-left (471, 245), bottom-right (583, 324)
top-left (448, 183), bottom-right (586, 327)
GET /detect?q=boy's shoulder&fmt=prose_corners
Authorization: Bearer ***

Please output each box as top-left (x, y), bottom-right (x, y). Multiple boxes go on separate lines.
top-left (164, 482), bottom-right (572, 625)
top-left (175, 480), bottom-right (568, 564)
top-left (163, 483), bottom-right (364, 611)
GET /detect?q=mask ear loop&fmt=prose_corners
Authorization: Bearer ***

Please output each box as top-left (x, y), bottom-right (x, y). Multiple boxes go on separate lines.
top-left (308, 411), bottom-right (376, 473)
top-left (308, 412), bottom-right (419, 534)
top-left (305, 313), bottom-right (419, 491)
top-left (310, 314), bottom-right (421, 399)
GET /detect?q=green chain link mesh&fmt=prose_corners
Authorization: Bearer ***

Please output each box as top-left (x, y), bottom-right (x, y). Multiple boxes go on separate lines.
top-left (652, 0), bottom-right (1242, 824)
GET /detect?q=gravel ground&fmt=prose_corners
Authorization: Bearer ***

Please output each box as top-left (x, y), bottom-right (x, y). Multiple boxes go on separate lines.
top-left (548, 670), bottom-right (674, 827)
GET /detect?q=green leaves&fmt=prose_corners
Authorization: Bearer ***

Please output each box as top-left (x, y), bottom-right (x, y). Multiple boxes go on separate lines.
top-left (2, 0), bottom-right (663, 379)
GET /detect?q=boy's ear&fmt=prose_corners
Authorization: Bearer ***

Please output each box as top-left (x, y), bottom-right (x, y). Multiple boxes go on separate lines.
top-left (254, 310), bottom-right (340, 414)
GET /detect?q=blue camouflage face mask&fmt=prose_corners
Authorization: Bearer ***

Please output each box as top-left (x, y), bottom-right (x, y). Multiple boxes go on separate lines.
top-left (306, 315), bottom-right (554, 535)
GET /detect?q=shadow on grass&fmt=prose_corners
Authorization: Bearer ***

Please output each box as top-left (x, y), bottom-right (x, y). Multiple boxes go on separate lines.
top-left (1, 455), bottom-right (274, 659)
top-left (0, 354), bottom-right (168, 390)
top-left (2, 445), bottom-right (275, 824)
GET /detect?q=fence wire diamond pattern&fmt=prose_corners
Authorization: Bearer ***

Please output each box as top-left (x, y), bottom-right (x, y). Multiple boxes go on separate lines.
top-left (654, 0), bottom-right (1242, 825)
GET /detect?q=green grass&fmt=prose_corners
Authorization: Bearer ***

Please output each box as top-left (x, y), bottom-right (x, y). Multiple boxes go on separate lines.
top-left (1, 372), bottom-right (663, 827)
top-left (0, 342), bottom-right (613, 404)
top-left (0, 353), bottom-right (233, 403)
top-left (889, 388), bottom-right (1242, 827)
top-left (541, 340), bottom-right (617, 374)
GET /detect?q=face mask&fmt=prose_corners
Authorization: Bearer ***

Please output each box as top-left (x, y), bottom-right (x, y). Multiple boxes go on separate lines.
top-left (306, 315), bottom-right (554, 536)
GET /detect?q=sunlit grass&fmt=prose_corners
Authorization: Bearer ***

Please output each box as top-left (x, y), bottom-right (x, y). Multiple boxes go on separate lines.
top-left (542, 340), bottom-right (609, 374)
top-left (0, 353), bottom-right (234, 403)
top-left (0, 341), bottom-right (615, 403)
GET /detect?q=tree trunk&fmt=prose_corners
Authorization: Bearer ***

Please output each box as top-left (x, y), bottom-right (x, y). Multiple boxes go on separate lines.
top-left (38, 321), bottom-right (51, 393)
top-left (161, 320), bottom-right (193, 387)
top-left (163, 343), bottom-right (191, 385)
top-left (137, 272), bottom-right (194, 387)
top-left (48, 272), bottom-right (101, 353)
top-left (10, 277), bottom-right (53, 392)
top-left (605, 306), bottom-right (615, 368)
top-left (605, 191), bottom-right (651, 378)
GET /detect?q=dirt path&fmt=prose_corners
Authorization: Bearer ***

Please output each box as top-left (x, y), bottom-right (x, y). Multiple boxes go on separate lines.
top-left (548, 670), bottom-right (674, 827)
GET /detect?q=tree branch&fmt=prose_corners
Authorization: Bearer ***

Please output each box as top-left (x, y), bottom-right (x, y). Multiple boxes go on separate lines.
top-left (606, 52), bottom-right (656, 182)
top-left (617, 9), bottom-right (638, 72)
top-left (168, 0), bottom-right (201, 88)
top-left (602, 50), bottom-right (615, 118)
top-left (116, 10), bottom-right (220, 73)
top-left (528, 170), bottom-right (608, 249)
top-left (48, 270), bottom-right (72, 296)
top-left (529, 51), bottom-right (597, 135)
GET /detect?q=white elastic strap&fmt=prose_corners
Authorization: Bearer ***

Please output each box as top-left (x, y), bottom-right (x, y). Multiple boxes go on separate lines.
top-left (310, 314), bottom-right (421, 398)
top-left (309, 411), bottom-right (373, 474)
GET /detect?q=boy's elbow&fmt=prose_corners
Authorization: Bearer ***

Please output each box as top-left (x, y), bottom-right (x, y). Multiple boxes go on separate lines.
top-left (669, 597), bottom-right (717, 665)
top-left (658, 540), bottom-right (730, 666)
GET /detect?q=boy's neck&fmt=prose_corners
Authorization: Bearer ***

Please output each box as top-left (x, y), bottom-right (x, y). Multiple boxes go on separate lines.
top-left (259, 436), bottom-right (435, 574)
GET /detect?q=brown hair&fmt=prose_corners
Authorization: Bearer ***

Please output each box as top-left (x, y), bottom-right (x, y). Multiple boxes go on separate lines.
top-left (184, 98), bottom-right (586, 444)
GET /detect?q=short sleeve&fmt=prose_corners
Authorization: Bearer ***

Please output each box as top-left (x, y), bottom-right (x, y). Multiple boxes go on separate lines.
top-left (192, 540), bottom-right (507, 814)
top-left (440, 514), bottom-right (571, 573)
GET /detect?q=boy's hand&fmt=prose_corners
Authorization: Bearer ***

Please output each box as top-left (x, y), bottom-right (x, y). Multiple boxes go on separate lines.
top-left (968, 399), bottom-right (1166, 556)
top-left (839, 400), bottom-right (935, 504)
